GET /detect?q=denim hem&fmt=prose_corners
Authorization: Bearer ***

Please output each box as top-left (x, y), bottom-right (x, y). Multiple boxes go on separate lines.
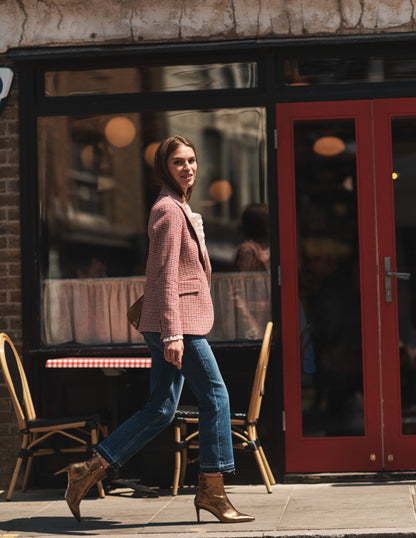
top-left (199, 463), bottom-right (235, 473)
top-left (94, 445), bottom-right (121, 471)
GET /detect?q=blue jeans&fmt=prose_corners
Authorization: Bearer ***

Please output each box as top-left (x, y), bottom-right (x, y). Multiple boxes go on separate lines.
top-left (95, 332), bottom-right (235, 473)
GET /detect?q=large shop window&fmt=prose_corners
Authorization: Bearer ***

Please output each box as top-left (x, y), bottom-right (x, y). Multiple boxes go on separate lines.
top-left (38, 107), bottom-right (269, 346)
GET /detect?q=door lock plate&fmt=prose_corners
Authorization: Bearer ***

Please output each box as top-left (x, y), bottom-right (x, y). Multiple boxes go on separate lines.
top-left (385, 257), bottom-right (393, 303)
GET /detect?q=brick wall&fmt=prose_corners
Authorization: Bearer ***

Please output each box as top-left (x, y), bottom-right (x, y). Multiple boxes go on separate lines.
top-left (0, 65), bottom-right (22, 490)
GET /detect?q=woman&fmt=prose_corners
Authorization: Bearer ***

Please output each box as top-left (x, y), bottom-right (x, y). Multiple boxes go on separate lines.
top-left (233, 203), bottom-right (271, 339)
top-left (235, 203), bottom-right (270, 273)
top-left (56, 135), bottom-right (254, 524)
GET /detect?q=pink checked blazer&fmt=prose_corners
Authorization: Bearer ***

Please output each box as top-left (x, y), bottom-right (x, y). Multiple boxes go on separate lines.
top-left (138, 186), bottom-right (214, 339)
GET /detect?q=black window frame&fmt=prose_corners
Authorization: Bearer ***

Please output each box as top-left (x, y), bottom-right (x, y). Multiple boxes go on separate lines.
top-left (14, 43), bottom-right (279, 360)
top-left (275, 36), bottom-right (416, 102)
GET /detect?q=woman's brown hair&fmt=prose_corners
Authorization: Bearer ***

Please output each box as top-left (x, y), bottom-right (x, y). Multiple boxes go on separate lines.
top-left (154, 135), bottom-right (197, 202)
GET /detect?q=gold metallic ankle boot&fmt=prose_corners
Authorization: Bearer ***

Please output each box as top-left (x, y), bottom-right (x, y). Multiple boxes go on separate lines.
top-left (55, 455), bottom-right (107, 522)
top-left (194, 473), bottom-right (255, 523)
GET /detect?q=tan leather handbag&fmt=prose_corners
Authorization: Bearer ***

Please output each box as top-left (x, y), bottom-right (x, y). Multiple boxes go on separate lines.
top-left (127, 295), bottom-right (144, 330)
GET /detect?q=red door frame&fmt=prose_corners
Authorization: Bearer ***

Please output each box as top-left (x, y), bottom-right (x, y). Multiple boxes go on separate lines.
top-left (373, 98), bottom-right (416, 470)
top-left (276, 101), bottom-right (382, 472)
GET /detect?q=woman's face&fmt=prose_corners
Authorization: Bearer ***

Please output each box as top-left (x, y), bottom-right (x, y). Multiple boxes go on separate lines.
top-left (167, 143), bottom-right (197, 195)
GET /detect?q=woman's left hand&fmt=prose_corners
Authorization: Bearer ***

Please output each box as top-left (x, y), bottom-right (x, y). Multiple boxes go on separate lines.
top-left (164, 339), bottom-right (184, 370)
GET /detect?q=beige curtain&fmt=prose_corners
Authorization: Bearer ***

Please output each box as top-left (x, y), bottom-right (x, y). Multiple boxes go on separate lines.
top-left (42, 272), bottom-right (271, 345)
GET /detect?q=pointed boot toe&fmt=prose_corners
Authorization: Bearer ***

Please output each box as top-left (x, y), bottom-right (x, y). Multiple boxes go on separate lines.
top-left (55, 455), bottom-right (107, 522)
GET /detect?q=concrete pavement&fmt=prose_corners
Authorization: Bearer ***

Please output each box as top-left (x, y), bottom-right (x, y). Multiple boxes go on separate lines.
top-left (1, 480), bottom-right (416, 537)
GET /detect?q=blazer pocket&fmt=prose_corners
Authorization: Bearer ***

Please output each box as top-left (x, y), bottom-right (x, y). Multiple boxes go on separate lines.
top-left (178, 279), bottom-right (201, 296)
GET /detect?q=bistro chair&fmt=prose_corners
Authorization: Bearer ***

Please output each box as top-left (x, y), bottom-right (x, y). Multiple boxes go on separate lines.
top-left (0, 333), bottom-right (108, 501)
top-left (173, 321), bottom-right (275, 495)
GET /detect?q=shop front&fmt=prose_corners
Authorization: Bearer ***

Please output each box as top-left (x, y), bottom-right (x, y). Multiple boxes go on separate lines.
top-left (10, 36), bottom-right (416, 483)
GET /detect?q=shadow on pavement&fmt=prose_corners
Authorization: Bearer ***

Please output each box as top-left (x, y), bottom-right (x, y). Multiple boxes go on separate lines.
top-left (0, 516), bottom-right (210, 535)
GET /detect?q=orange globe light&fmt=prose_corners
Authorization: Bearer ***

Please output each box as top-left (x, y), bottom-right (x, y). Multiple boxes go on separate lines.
top-left (144, 142), bottom-right (160, 167)
top-left (105, 117), bottom-right (136, 148)
top-left (209, 180), bottom-right (233, 203)
top-left (313, 136), bottom-right (345, 157)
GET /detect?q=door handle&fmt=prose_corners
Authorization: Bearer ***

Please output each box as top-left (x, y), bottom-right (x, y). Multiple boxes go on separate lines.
top-left (384, 256), bottom-right (411, 303)
top-left (385, 271), bottom-right (411, 280)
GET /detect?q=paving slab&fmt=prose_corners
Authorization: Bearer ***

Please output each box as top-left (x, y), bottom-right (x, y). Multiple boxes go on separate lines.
top-left (278, 483), bottom-right (416, 531)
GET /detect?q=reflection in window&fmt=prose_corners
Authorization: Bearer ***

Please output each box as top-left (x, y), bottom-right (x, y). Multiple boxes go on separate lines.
top-left (293, 119), bottom-right (365, 437)
top-left (391, 118), bottom-right (416, 435)
top-left (38, 108), bottom-right (268, 346)
top-left (285, 55), bottom-right (416, 86)
top-left (45, 62), bottom-right (258, 96)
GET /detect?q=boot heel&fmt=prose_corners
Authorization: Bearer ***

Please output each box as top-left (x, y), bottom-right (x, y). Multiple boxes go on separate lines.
top-left (195, 506), bottom-right (201, 522)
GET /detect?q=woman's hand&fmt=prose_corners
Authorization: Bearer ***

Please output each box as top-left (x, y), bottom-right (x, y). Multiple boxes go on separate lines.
top-left (164, 339), bottom-right (184, 370)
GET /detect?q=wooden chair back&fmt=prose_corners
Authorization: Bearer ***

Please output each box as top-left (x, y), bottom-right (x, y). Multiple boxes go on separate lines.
top-left (246, 322), bottom-right (273, 425)
top-left (0, 333), bottom-right (36, 431)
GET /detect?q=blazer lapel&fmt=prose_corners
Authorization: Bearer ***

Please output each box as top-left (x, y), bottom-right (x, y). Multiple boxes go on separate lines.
top-left (160, 187), bottom-right (207, 271)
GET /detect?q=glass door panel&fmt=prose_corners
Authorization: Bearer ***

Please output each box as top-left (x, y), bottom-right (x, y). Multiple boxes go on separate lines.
top-left (391, 118), bottom-right (416, 436)
top-left (293, 119), bottom-right (364, 438)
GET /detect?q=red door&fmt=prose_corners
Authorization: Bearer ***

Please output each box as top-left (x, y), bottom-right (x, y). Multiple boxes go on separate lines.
top-left (277, 99), bottom-right (416, 472)
top-left (374, 99), bottom-right (416, 470)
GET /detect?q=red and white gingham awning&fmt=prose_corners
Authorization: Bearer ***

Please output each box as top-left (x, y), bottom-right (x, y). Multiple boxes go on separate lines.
top-left (45, 357), bottom-right (152, 369)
